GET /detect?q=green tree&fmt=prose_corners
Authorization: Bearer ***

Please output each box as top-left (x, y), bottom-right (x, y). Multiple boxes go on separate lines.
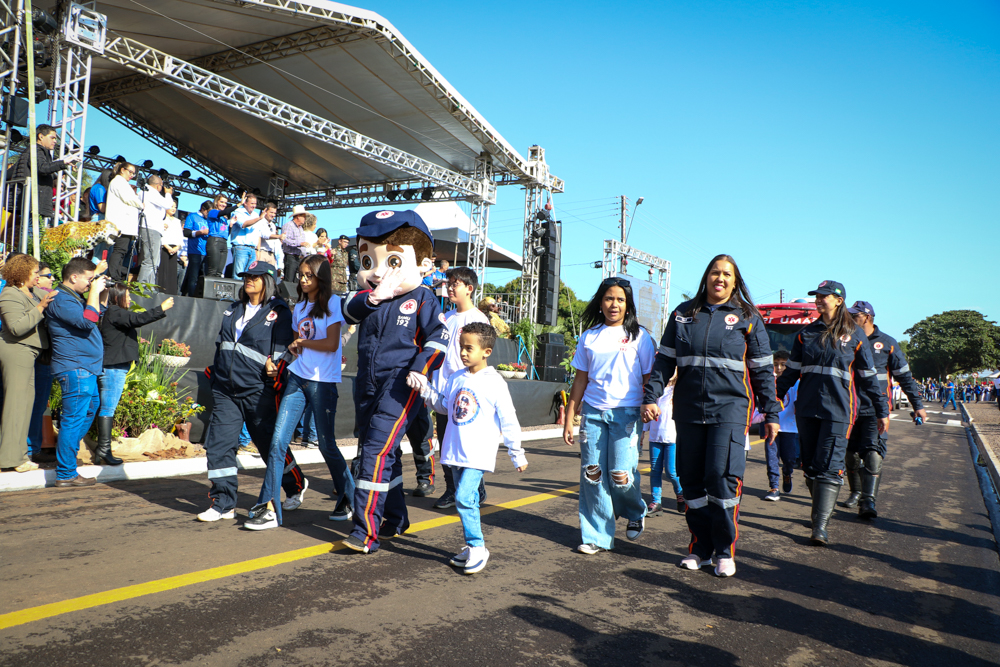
top-left (904, 310), bottom-right (1000, 378)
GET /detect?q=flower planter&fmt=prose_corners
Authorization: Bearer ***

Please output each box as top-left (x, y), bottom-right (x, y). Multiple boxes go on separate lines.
top-left (174, 421), bottom-right (193, 442)
top-left (499, 370), bottom-right (517, 379)
top-left (513, 371), bottom-right (527, 379)
top-left (152, 354), bottom-right (190, 368)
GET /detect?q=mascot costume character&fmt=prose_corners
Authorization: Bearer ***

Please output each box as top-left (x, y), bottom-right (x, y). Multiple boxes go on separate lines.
top-left (342, 209), bottom-right (447, 553)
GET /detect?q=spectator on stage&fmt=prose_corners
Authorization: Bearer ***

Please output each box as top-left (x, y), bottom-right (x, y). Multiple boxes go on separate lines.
top-left (478, 296), bottom-right (510, 338)
top-left (205, 194), bottom-right (236, 278)
top-left (255, 202), bottom-right (282, 266)
top-left (105, 162), bottom-right (145, 281)
top-left (157, 201), bottom-right (183, 295)
top-left (88, 168), bottom-right (113, 222)
top-left (345, 235), bottom-right (360, 289)
top-left (301, 213), bottom-right (319, 254)
top-left (280, 205), bottom-right (309, 282)
top-left (181, 200), bottom-right (211, 297)
top-left (230, 192), bottom-right (265, 278)
top-left (46, 257), bottom-right (107, 487)
top-left (137, 175), bottom-right (174, 286)
top-left (10, 124), bottom-right (77, 227)
top-left (329, 232), bottom-right (349, 292)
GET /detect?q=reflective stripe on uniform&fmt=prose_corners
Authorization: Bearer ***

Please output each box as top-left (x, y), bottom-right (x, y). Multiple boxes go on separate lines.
top-left (220, 341), bottom-right (268, 366)
top-left (786, 360), bottom-right (802, 370)
top-left (708, 494), bottom-right (741, 509)
top-left (859, 368), bottom-right (877, 378)
top-left (747, 354), bottom-right (773, 369)
top-left (425, 341), bottom-right (447, 353)
top-left (676, 355), bottom-right (744, 372)
top-left (357, 476), bottom-right (404, 493)
top-left (658, 345), bottom-right (676, 358)
top-left (685, 495), bottom-right (709, 509)
top-left (898, 364), bottom-right (910, 374)
top-left (876, 373), bottom-right (888, 381)
top-left (801, 365), bottom-right (850, 380)
top-left (208, 467), bottom-right (238, 479)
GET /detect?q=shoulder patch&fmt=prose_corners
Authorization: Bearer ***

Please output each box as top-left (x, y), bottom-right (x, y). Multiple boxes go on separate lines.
top-left (873, 342), bottom-right (883, 351)
top-left (675, 315), bottom-right (693, 323)
top-left (724, 314), bottom-right (739, 326)
top-left (400, 299), bottom-right (418, 314)
top-left (266, 311), bottom-right (278, 321)
top-left (840, 334), bottom-right (852, 343)
top-left (223, 310), bottom-right (233, 317)
top-left (439, 313), bottom-right (447, 324)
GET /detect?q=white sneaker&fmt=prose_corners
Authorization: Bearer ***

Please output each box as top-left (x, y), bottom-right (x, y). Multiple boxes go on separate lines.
top-left (577, 543), bottom-right (606, 555)
top-left (714, 556), bottom-right (736, 578)
top-left (449, 545), bottom-right (470, 567)
top-left (463, 546), bottom-right (490, 574)
top-left (679, 554), bottom-right (712, 570)
top-left (197, 507), bottom-right (235, 522)
top-left (282, 478), bottom-right (309, 511)
top-left (245, 506), bottom-right (279, 531)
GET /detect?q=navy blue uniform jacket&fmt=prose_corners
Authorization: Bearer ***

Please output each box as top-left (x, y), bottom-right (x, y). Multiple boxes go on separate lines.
top-left (343, 287), bottom-right (447, 401)
top-left (643, 298), bottom-right (781, 427)
top-left (776, 320), bottom-right (888, 423)
top-left (860, 325), bottom-right (924, 415)
top-left (210, 297), bottom-right (294, 398)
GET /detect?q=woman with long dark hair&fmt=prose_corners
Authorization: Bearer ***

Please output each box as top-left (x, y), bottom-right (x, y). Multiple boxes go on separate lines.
top-left (775, 280), bottom-right (887, 545)
top-left (104, 162), bottom-right (145, 281)
top-left (563, 277), bottom-right (656, 554)
top-left (642, 254), bottom-right (781, 577)
top-left (248, 254), bottom-right (355, 530)
top-left (198, 261), bottom-right (309, 523)
top-left (97, 282), bottom-right (173, 464)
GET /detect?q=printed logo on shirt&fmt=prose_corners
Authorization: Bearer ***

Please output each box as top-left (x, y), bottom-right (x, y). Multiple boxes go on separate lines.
top-left (223, 310), bottom-right (233, 317)
top-left (439, 313), bottom-right (447, 325)
top-left (266, 311), bottom-right (277, 322)
top-left (396, 315), bottom-right (411, 327)
top-left (840, 334), bottom-right (852, 344)
top-left (675, 315), bottom-right (693, 323)
top-left (725, 314), bottom-right (739, 326)
top-left (873, 342), bottom-right (883, 351)
top-left (452, 388), bottom-right (481, 426)
top-left (376, 211), bottom-right (395, 219)
top-left (399, 299), bottom-right (418, 314)
top-left (298, 316), bottom-right (316, 340)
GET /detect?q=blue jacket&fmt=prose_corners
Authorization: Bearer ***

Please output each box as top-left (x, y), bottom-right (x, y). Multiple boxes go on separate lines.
top-left (343, 287), bottom-right (447, 400)
top-left (776, 320), bottom-right (888, 423)
top-left (643, 298), bottom-right (781, 426)
top-left (210, 297), bottom-right (293, 398)
top-left (46, 285), bottom-right (103, 376)
top-left (206, 206), bottom-right (235, 239)
top-left (862, 325), bottom-right (924, 414)
top-left (184, 211), bottom-right (209, 255)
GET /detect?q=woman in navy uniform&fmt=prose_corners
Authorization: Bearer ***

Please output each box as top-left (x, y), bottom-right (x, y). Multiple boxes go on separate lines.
top-left (642, 254), bottom-right (780, 578)
top-left (775, 281), bottom-right (888, 545)
top-left (197, 261), bottom-right (308, 522)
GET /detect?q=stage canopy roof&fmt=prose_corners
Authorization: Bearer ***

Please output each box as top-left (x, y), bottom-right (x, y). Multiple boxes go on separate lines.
top-left (70, 0), bottom-right (558, 200)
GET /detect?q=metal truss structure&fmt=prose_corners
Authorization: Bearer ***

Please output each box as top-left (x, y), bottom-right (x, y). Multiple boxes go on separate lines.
top-left (518, 146), bottom-right (556, 332)
top-left (0, 0), bottom-right (24, 221)
top-left (603, 239), bottom-right (672, 334)
top-left (467, 153), bottom-right (493, 300)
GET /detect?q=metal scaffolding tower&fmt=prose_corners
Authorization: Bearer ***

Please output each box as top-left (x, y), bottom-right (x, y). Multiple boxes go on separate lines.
top-left (467, 152), bottom-right (494, 299)
top-left (0, 0), bottom-right (23, 221)
top-left (602, 239), bottom-right (672, 336)
top-left (519, 145), bottom-right (558, 330)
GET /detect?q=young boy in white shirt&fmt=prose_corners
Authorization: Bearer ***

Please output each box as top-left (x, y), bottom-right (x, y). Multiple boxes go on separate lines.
top-left (424, 322), bottom-right (527, 573)
top-left (432, 267), bottom-right (491, 509)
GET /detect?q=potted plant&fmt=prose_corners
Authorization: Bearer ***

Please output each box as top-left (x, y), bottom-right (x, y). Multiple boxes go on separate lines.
top-left (511, 362), bottom-right (528, 379)
top-left (496, 363), bottom-right (518, 379)
top-left (152, 338), bottom-right (192, 367)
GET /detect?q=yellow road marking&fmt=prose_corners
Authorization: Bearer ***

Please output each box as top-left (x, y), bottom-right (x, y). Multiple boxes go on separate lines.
top-left (0, 485), bottom-right (580, 630)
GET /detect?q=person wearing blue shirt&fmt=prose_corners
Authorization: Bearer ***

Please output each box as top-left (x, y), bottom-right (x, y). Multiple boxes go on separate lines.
top-left (229, 192), bottom-right (264, 278)
top-left (942, 380), bottom-right (957, 410)
top-left (182, 200), bottom-right (211, 297)
top-left (45, 257), bottom-right (107, 487)
top-left (205, 194), bottom-right (235, 277)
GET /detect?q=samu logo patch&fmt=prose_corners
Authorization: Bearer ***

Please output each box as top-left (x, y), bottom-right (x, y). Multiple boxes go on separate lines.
top-left (399, 299), bottom-right (418, 314)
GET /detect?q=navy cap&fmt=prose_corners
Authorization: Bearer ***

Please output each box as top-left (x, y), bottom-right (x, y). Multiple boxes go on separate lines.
top-left (357, 210), bottom-right (434, 248)
top-left (808, 280), bottom-right (846, 298)
top-left (238, 260), bottom-right (277, 278)
top-left (847, 300), bottom-right (875, 317)
top-left (338, 234), bottom-right (350, 241)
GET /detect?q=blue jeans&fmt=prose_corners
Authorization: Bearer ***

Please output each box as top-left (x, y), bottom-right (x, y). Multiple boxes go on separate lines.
top-left (55, 370), bottom-right (100, 480)
top-left (942, 394), bottom-right (957, 409)
top-left (98, 363), bottom-right (130, 418)
top-left (259, 374), bottom-right (354, 524)
top-left (777, 432), bottom-right (800, 476)
top-left (649, 441), bottom-right (682, 504)
top-left (297, 405), bottom-right (317, 443)
top-left (232, 245), bottom-right (256, 278)
top-left (27, 361), bottom-right (53, 455)
top-left (239, 424), bottom-right (252, 447)
top-left (578, 402), bottom-right (646, 549)
top-left (455, 467), bottom-right (486, 547)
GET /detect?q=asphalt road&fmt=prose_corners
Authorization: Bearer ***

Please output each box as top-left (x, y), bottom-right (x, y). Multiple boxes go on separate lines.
top-left (2, 411), bottom-right (998, 667)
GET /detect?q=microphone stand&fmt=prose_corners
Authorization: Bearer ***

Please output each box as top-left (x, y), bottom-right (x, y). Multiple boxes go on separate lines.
top-left (129, 174), bottom-right (147, 284)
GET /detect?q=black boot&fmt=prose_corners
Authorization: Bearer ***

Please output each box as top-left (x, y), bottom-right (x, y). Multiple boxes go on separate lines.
top-left (805, 476), bottom-right (814, 498)
top-left (844, 451), bottom-right (862, 508)
top-left (810, 481), bottom-right (840, 546)
top-left (858, 451), bottom-right (883, 520)
top-left (94, 416), bottom-right (123, 466)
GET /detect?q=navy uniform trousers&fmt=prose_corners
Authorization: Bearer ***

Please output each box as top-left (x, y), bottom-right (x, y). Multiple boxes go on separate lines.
top-left (797, 416), bottom-right (849, 484)
top-left (675, 422), bottom-right (747, 560)
top-left (404, 407), bottom-right (436, 486)
top-left (846, 415), bottom-right (887, 458)
top-left (204, 383), bottom-right (305, 512)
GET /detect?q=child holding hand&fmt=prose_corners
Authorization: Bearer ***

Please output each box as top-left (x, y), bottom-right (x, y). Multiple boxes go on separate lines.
top-left (423, 321), bottom-right (527, 574)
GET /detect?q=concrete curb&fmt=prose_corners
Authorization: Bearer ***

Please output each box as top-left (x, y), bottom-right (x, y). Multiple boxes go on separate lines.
top-left (0, 427), bottom-right (573, 493)
top-left (960, 403), bottom-right (1000, 557)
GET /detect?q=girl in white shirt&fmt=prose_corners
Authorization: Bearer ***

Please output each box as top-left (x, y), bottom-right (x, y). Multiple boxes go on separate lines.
top-left (563, 277), bottom-right (656, 554)
top-left (643, 371), bottom-right (684, 514)
top-left (248, 254), bottom-right (355, 530)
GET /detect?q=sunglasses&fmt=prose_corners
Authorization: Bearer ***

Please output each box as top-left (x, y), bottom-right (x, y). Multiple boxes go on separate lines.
top-left (601, 277), bottom-right (631, 288)
top-left (38, 273), bottom-right (53, 279)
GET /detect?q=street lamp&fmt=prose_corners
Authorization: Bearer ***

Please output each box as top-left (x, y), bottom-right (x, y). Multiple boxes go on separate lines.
top-left (625, 196), bottom-right (644, 244)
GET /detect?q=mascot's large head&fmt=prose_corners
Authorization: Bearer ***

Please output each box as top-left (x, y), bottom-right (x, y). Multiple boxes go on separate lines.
top-left (355, 209), bottom-right (434, 293)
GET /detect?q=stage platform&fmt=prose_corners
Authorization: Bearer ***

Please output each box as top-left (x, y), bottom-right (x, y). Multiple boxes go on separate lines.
top-left (136, 294), bottom-right (565, 442)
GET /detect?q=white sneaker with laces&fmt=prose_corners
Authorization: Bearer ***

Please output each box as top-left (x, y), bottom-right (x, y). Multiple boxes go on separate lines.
top-left (463, 546), bottom-right (490, 574)
top-left (197, 507), bottom-right (235, 522)
top-left (714, 556), bottom-right (736, 578)
top-left (577, 543), bottom-right (604, 555)
top-left (449, 545), bottom-right (470, 567)
top-left (245, 507), bottom-right (279, 531)
top-left (282, 478), bottom-right (309, 511)
top-left (679, 554), bottom-right (712, 570)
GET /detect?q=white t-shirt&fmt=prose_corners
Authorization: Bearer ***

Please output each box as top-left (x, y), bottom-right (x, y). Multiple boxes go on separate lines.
top-left (235, 303), bottom-right (262, 340)
top-left (289, 295), bottom-right (345, 383)
top-left (643, 385), bottom-right (676, 443)
top-left (572, 324), bottom-right (656, 410)
top-left (434, 307), bottom-right (490, 391)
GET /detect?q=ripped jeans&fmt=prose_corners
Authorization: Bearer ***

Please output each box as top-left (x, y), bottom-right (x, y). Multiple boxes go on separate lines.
top-left (578, 402), bottom-right (646, 549)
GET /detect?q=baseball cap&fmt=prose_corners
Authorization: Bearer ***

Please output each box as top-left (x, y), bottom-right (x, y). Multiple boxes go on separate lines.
top-left (847, 300), bottom-right (875, 317)
top-left (238, 260), bottom-right (276, 278)
top-left (808, 280), bottom-right (846, 298)
top-left (357, 210), bottom-right (434, 247)
top-left (338, 234), bottom-right (350, 241)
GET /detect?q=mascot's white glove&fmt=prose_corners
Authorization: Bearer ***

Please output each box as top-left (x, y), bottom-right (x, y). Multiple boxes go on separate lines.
top-left (406, 371), bottom-right (429, 394)
top-left (367, 268), bottom-right (407, 305)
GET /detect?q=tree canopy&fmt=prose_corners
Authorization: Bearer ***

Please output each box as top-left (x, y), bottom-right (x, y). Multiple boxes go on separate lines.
top-left (904, 310), bottom-right (1000, 378)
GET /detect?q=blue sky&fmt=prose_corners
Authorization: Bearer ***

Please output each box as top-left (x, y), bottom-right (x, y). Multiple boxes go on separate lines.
top-left (84, 0), bottom-right (999, 339)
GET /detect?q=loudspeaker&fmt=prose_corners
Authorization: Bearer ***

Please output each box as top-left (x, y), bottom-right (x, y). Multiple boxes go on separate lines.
top-left (538, 333), bottom-right (564, 346)
top-left (278, 281), bottom-right (298, 304)
top-left (200, 276), bottom-right (242, 301)
top-left (538, 366), bottom-right (566, 383)
top-left (535, 222), bottom-right (561, 326)
top-left (535, 343), bottom-right (567, 369)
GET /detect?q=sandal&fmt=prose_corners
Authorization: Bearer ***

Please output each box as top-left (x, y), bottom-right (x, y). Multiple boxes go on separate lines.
top-left (14, 460), bottom-right (39, 473)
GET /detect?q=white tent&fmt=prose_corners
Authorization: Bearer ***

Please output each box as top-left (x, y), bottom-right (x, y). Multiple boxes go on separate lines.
top-left (412, 202), bottom-right (522, 271)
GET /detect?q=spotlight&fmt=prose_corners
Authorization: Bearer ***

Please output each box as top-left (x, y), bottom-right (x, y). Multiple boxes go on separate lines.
top-left (142, 159), bottom-right (153, 169)
top-left (592, 261), bottom-right (603, 269)
top-left (196, 177), bottom-right (208, 189)
top-left (386, 190), bottom-right (399, 202)
top-left (158, 168), bottom-right (168, 178)
top-left (531, 221), bottom-right (549, 239)
top-left (219, 181), bottom-right (230, 191)
top-left (114, 155), bottom-right (126, 163)
top-left (10, 129), bottom-right (23, 144)
top-left (252, 187), bottom-right (261, 195)
top-left (180, 170), bottom-right (191, 179)
top-left (33, 77), bottom-right (46, 104)
top-left (87, 145), bottom-right (100, 155)
top-left (402, 189), bottom-right (416, 200)
top-left (421, 187), bottom-right (434, 201)
top-left (31, 8), bottom-right (58, 35)
top-left (532, 245), bottom-right (546, 257)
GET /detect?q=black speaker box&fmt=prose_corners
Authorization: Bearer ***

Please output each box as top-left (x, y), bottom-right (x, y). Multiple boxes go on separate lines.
top-left (536, 343), bottom-right (567, 369)
top-left (538, 333), bottom-right (564, 345)
top-left (200, 276), bottom-right (242, 301)
top-left (538, 366), bottom-right (566, 383)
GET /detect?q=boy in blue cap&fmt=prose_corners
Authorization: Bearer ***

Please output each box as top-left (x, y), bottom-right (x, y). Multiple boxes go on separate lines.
top-left (341, 210), bottom-right (448, 553)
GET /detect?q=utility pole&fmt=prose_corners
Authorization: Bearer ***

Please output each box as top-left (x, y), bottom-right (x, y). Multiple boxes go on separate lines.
top-left (618, 195), bottom-right (627, 274)
top-left (779, 289), bottom-right (784, 303)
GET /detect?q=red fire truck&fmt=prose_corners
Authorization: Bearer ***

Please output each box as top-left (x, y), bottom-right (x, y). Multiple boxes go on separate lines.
top-left (758, 300), bottom-right (820, 353)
